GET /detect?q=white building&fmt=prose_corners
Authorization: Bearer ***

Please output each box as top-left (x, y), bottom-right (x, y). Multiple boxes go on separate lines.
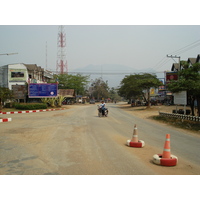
top-left (0, 63), bottom-right (28, 89)
top-left (0, 63), bottom-right (54, 90)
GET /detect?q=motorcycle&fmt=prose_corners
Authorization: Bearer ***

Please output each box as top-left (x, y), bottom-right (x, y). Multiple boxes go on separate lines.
top-left (97, 105), bottom-right (108, 117)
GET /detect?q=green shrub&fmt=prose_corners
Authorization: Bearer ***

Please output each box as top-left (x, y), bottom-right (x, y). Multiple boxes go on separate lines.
top-left (4, 102), bottom-right (13, 108)
top-left (14, 103), bottom-right (47, 110)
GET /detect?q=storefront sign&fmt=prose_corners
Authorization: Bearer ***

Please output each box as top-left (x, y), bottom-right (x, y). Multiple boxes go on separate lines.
top-left (9, 69), bottom-right (27, 82)
top-left (166, 72), bottom-right (178, 83)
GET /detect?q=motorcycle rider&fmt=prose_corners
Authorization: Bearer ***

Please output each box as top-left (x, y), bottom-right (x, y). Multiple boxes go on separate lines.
top-left (99, 100), bottom-right (106, 115)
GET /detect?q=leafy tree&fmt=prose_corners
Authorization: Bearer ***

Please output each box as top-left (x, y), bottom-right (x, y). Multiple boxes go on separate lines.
top-left (181, 60), bottom-right (189, 70)
top-left (90, 78), bottom-right (109, 100)
top-left (118, 73), bottom-right (162, 107)
top-left (40, 98), bottom-right (49, 106)
top-left (40, 95), bottom-right (65, 107)
top-left (0, 87), bottom-right (14, 110)
top-left (168, 63), bottom-right (200, 116)
top-left (118, 75), bottom-right (143, 101)
top-left (52, 74), bottom-right (90, 95)
top-left (109, 87), bottom-right (121, 102)
top-left (48, 97), bottom-right (57, 107)
top-left (56, 95), bottom-right (65, 107)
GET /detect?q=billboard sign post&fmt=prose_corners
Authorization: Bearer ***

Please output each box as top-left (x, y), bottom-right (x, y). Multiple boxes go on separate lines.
top-left (28, 83), bottom-right (58, 98)
top-left (174, 91), bottom-right (187, 105)
top-left (173, 91), bottom-right (187, 114)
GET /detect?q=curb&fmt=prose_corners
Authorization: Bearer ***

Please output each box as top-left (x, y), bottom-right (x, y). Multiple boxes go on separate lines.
top-left (0, 118), bottom-right (12, 123)
top-left (0, 108), bottom-right (65, 115)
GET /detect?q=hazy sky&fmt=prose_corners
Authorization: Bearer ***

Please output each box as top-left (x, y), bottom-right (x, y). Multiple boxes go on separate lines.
top-left (1, 1), bottom-right (200, 87)
top-left (0, 25), bottom-right (200, 73)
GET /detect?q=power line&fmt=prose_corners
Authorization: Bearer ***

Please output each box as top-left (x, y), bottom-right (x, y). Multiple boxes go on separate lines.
top-left (149, 57), bottom-right (171, 71)
top-left (176, 42), bottom-right (200, 55)
top-left (150, 39), bottom-right (200, 71)
top-left (169, 39), bottom-right (200, 55)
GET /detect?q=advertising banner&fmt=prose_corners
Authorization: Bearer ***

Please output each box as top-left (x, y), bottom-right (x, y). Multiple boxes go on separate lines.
top-left (9, 69), bottom-right (27, 82)
top-left (150, 88), bottom-right (155, 95)
top-left (28, 83), bottom-right (58, 98)
top-left (158, 78), bottom-right (165, 90)
top-left (174, 91), bottom-right (187, 105)
top-left (166, 72), bottom-right (178, 83)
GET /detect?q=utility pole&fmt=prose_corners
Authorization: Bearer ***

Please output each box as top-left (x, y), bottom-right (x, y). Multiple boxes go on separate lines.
top-left (167, 55), bottom-right (181, 70)
top-left (166, 54), bottom-right (181, 112)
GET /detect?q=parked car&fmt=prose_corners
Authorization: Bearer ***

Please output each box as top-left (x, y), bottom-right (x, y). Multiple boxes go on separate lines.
top-left (90, 100), bottom-right (95, 104)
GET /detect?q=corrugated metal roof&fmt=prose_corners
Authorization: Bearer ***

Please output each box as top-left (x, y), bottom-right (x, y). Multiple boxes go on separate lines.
top-left (58, 89), bottom-right (75, 97)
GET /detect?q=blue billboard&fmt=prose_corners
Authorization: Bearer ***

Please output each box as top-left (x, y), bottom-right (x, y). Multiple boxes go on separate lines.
top-left (29, 83), bottom-right (58, 98)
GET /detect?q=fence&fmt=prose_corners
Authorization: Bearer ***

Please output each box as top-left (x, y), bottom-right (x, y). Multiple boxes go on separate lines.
top-left (159, 112), bottom-right (200, 122)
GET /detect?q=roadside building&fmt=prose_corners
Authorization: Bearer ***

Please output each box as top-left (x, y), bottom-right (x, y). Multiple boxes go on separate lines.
top-left (187, 57), bottom-right (197, 68)
top-left (24, 64), bottom-right (43, 83)
top-left (0, 63), bottom-right (29, 90)
top-left (169, 54), bottom-right (200, 105)
top-left (0, 63), bottom-right (54, 102)
top-left (0, 63), bottom-right (54, 89)
top-left (196, 54), bottom-right (200, 63)
top-left (58, 89), bottom-right (75, 104)
top-left (43, 70), bottom-right (54, 83)
top-left (171, 63), bottom-right (180, 72)
top-left (171, 54), bottom-right (200, 72)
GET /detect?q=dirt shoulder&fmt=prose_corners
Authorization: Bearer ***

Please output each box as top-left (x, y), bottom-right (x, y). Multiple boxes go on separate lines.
top-left (116, 103), bottom-right (187, 118)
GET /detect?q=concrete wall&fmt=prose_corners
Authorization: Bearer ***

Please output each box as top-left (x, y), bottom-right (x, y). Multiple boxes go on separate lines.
top-left (0, 65), bottom-right (8, 88)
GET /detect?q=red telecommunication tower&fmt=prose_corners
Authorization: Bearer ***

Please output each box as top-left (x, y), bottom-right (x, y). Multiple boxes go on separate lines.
top-left (56, 25), bottom-right (68, 74)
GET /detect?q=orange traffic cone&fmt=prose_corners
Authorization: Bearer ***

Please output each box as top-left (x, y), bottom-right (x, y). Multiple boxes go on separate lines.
top-left (131, 124), bottom-right (139, 143)
top-left (162, 134), bottom-right (171, 159)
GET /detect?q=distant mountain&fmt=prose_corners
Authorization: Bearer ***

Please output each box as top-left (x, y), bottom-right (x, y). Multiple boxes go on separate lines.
top-left (70, 64), bottom-right (158, 88)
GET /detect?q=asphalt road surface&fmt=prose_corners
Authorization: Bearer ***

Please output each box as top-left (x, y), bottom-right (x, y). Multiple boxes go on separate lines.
top-left (0, 103), bottom-right (200, 175)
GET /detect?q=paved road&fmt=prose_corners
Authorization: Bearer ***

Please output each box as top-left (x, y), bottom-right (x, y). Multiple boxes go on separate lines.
top-left (0, 103), bottom-right (200, 175)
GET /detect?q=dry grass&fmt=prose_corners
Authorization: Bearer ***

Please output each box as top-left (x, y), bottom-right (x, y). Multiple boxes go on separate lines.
top-left (117, 103), bottom-right (200, 134)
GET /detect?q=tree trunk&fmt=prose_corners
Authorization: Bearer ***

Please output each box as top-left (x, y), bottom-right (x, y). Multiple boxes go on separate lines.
top-left (189, 96), bottom-right (195, 116)
top-left (147, 89), bottom-right (151, 108)
top-left (142, 94), bottom-right (147, 103)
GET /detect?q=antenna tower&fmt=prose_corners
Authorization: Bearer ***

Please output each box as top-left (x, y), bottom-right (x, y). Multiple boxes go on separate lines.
top-left (56, 25), bottom-right (68, 74)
